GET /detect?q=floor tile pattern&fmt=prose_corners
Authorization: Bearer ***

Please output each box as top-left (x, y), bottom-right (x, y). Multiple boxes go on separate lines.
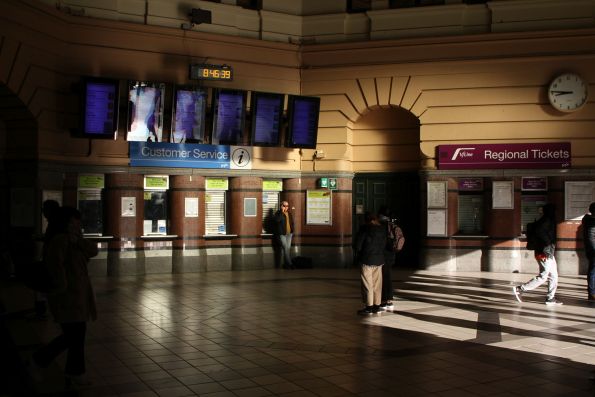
top-left (2, 269), bottom-right (595, 396)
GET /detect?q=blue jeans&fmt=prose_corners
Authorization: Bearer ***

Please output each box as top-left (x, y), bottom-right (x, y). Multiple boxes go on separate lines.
top-left (279, 234), bottom-right (293, 268)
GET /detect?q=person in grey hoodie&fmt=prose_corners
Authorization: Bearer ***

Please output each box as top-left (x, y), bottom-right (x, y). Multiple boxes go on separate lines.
top-left (582, 202), bottom-right (595, 301)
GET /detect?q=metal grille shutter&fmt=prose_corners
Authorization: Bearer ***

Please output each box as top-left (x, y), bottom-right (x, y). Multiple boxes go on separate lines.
top-left (458, 195), bottom-right (484, 234)
top-left (521, 195), bottom-right (547, 232)
top-left (262, 191), bottom-right (279, 233)
top-left (205, 191), bottom-right (226, 235)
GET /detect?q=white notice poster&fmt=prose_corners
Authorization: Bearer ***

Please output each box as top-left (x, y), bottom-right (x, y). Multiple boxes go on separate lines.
top-left (492, 181), bottom-right (514, 209)
top-left (185, 197), bottom-right (199, 217)
top-left (427, 181), bottom-right (447, 208)
top-left (143, 220), bottom-right (152, 235)
top-left (427, 209), bottom-right (447, 236)
top-left (122, 197), bottom-right (136, 217)
top-left (565, 181), bottom-right (595, 220)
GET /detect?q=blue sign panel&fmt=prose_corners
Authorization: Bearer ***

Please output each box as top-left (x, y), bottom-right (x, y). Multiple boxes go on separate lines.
top-left (129, 141), bottom-right (230, 169)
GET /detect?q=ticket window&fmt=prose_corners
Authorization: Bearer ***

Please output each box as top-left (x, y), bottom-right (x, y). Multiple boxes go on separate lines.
top-left (205, 178), bottom-right (228, 235)
top-left (520, 177), bottom-right (548, 233)
top-left (205, 191), bottom-right (226, 235)
top-left (78, 190), bottom-right (103, 236)
top-left (143, 175), bottom-right (169, 235)
top-left (458, 195), bottom-right (484, 234)
top-left (262, 191), bottom-right (280, 233)
top-left (262, 180), bottom-right (282, 234)
top-left (77, 174), bottom-right (105, 236)
top-left (521, 195), bottom-right (547, 233)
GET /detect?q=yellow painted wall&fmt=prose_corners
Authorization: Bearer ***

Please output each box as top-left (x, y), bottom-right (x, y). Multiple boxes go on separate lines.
top-left (1, 0), bottom-right (595, 173)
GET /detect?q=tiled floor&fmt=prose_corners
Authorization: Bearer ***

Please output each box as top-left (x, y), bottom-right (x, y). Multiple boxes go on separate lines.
top-left (2, 268), bottom-right (595, 396)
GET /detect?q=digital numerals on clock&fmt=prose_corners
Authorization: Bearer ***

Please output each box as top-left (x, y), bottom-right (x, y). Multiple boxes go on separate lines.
top-left (190, 64), bottom-right (233, 81)
top-left (200, 68), bottom-right (231, 80)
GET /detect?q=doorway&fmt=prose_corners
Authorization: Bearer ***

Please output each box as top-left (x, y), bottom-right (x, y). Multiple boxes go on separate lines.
top-left (353, 172), bottom-right (420, 267)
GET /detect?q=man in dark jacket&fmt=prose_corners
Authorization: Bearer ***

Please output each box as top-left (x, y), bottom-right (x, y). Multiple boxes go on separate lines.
top-left (513, 204), bottom-right (562, 305)
top-left (582, 202), bottom-right (595, 300)
top-left (354, 212), bottom-right (387, 314)
top-left (273, 201), bottom-right (295, 269)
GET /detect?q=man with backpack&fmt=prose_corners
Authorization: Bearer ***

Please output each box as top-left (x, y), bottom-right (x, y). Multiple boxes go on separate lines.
top-left (513, 203), bottom-right (562, 305)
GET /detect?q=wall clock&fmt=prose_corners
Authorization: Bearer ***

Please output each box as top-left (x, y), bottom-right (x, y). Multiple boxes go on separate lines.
top-left (548, 73), bottom-right (588, 112)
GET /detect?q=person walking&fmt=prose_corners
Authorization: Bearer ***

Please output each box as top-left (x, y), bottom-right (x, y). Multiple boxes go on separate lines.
top-left (354, 212), bottom-right (387, 315)
top-left (273, 200), bottom-right (295, 269)
top-left (513, 203), bottom-right (562, 305)
top-left (378, 206), bottom-right (395, 310)
top-left (582, 202), bottom-right (595, 301)
top-left (27, 206), bottom-right (98, 387)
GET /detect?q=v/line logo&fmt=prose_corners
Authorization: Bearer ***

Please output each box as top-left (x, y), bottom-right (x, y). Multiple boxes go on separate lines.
top-left (451, 147), bottom-right (476, 160)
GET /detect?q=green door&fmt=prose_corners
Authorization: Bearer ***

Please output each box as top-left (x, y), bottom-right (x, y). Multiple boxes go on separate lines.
top-left (353, 172), bottom-right (420, 267)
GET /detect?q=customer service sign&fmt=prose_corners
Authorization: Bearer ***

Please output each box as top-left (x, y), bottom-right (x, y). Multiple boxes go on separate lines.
top-left (129, 142), bottom-right (252, 169)
top-left (437, 142), bottom-right (570, 170)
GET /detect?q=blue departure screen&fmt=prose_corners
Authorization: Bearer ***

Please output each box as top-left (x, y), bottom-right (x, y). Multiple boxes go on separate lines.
top-left (84, 81), bottom-right (117, 137)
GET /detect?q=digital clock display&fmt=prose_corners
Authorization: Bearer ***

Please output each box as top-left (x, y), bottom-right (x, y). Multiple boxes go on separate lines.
top-left (189, 64), bottom-right (233, 81)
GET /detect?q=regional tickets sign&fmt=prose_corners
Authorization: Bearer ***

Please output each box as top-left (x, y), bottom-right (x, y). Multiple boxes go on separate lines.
top-left (437, 142), bottom-right (571, 170)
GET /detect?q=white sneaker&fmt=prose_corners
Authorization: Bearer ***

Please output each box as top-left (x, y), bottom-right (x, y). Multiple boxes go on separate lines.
top-left (545, 298), bottom-right (563, 306)
top-left (512, 286), bottom-right (523, 303)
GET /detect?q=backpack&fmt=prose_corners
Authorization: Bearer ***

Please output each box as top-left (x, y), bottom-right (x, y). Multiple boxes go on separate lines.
top-left (387, 222), bottom-right (405, 252)
top-left (525, 221), bottom-right (538, 250)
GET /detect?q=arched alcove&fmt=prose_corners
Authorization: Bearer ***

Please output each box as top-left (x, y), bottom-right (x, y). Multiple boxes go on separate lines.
top-left (351, 105), bottom-right (421, 172)
top-left (351, 105), bottom-right (421, 267)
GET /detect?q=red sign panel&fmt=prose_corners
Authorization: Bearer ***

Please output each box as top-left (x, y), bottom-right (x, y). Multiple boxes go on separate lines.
top-left (437, 142), bottom-right (571, 170)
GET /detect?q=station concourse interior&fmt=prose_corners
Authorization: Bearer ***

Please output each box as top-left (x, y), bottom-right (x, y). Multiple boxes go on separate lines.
top-left (3, 268), bottom-right (595, 396)
top-left (1, 0), bottom-right (595, 395)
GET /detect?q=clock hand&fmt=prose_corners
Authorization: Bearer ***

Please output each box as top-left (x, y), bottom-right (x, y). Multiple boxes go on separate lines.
top-left (550, 90), bottom-right (574, 96)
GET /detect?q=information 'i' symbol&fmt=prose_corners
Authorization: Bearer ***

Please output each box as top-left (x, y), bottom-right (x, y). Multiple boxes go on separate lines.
top-left (232, 148), bottom-right (251, 168)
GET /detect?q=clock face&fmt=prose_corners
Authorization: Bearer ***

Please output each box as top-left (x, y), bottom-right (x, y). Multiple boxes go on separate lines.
top-left (548, 73), bottom-right (588, 112)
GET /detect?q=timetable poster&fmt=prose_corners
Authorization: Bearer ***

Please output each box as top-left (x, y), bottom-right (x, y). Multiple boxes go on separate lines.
top-left (306, 190), bottom-right (332, 225)
top-left (84, 81), bottom-right (117, 137)
top-left (171, 88), bottom-right (207, 143)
